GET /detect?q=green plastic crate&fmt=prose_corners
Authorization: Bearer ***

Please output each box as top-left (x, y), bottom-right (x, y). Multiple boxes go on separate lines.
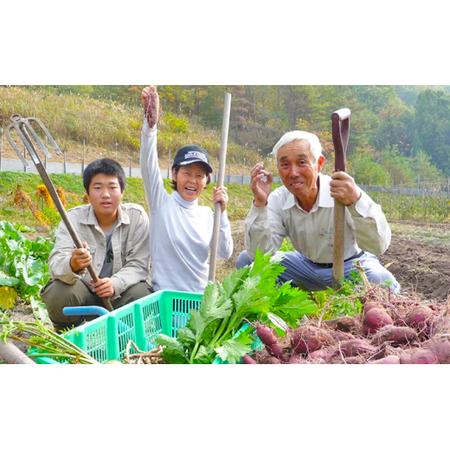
top-left (33, 290), bottom-right (202, 364)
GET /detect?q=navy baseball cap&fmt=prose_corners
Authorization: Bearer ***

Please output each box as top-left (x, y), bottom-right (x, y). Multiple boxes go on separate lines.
top-left (172, 145), bottom-right (213, 174)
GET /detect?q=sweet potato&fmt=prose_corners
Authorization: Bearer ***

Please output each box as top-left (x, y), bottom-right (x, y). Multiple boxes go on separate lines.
top-left (404, 305), bottom-right (434, 337)
top-left (430, 315), bottom-right (450, 336)
top-left (363, 301), bottom-right (381, 314)
top-left (362, 307), bottom-right (393, 335)
top-left (256, 324), bottom-right (285, 361)
top-left (423, 335), bottom-right (450, 363)
top-left (324, 316), bottom-right (360, 333)
top-left (242, 354), bottom-right (257, 364)
top-left (335, 339), bottom-right (376, 357)
top-left (370, 355), bottom-right (400, 364)
top-left (370, 325), bottom-right (418, 346)
top-left (399, 349), bottom-right (439, 364)
top-left (291, 325), bottom-right (335, 355)
top-left (307, 357), bottom-right (328, 364)
top-left (287, 354), bottom-right (308, 364)
top-left (328, 330), bottom-right (357, 342)
top-left (308, 348), bottom-right (334, 363)
top-left (259, 355), bottom-right (282, 364)
top-left (339, 355), bottom-right (366, 364)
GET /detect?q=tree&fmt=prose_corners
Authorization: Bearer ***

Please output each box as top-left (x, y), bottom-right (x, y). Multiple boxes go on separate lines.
top-left (379, 148), bottom-right (415, 186)
top-left (414, 89), bottom-right (450, 176)
top-left (372, 107), bottom-right (415, 156)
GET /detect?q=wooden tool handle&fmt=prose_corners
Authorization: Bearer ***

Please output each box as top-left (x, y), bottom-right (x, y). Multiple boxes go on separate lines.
top-left (0, 340), bottom-right (36, 364)
top-left (331, 108), bottom-right (351, 287)
top-left (208, 92), bottom-right (232, 282)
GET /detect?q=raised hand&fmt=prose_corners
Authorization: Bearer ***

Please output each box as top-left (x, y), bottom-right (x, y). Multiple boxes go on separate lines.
top-left (141, 85), bottom-right (160, 128)
top-left (250, 163), bottom-right (273, 207)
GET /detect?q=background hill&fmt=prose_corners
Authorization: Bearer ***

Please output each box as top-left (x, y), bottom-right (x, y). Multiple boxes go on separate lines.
top-left (1, 85), bottom-right (449, 184)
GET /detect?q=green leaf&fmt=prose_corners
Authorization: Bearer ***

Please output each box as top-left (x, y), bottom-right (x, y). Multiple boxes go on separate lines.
top-left (187, 310), bottom-right (207, 341)
top-left (191, 345), bottom-right (214, 364)
top-left (21, 259), bottom-right (46, 286)
top-left (176, 327), bottom-right (196, 347)
top-left (232, 277), bottom-right (272, 319)
top-left (200, 282), bottom-right (232, 322)
top-left (0, 222), bottom-right (52, 303)
top-left (0, 271), bottom-right (19, 287)
top-left (156, 334), bottom-right (189, 364)
top-left (271, 283), bottom-right (318, 328)
top-left (215, 333), bottom-right (253, 364)
top-left (221, 265), bottom-right (250, 298)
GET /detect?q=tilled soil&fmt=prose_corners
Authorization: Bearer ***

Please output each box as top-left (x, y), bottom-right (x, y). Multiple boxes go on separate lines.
top-left (222, 220), bottom-right (450, 303)
top-left (380, 235), bottom-right (449, 303)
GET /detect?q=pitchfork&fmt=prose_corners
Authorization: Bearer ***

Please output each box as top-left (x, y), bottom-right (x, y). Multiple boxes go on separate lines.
top-left (5, 114), bottom-right (113, 311)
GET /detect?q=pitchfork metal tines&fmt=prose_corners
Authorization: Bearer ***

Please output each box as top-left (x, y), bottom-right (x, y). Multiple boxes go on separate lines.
top-left (6, 114), bottom-right (63, 167)
top-left (5, 114), bottom-right (113, 311)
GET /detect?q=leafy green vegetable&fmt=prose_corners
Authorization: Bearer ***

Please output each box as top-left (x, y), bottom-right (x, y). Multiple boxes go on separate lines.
top-left (0, 221), bottom-right (53, 308)
top-left (157, 250), bottom-right (318, 364)
top-left (311, 272), bottom-right (364, 321)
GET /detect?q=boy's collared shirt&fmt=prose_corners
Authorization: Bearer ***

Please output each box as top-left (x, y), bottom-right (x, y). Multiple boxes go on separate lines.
top-left (48, 203), bottom-right (150, 298)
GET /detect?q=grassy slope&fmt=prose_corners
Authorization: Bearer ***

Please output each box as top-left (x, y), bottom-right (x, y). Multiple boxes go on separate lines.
top-left (0, 172), bottom-right (254, 229)
top-left (0, 86), bottom-right (264, 174)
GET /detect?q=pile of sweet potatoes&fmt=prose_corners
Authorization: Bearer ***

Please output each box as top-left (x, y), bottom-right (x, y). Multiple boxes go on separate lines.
top-left (244, 287), bottom-right (450, 364)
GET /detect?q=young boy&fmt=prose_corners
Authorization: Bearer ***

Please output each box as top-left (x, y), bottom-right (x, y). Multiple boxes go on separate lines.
top-left (42, 158), bottom-right (152, 330)
top-left (140, 86), bottom-right (233, 293)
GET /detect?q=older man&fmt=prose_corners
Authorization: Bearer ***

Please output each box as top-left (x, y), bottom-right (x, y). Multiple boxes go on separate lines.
top-left (237, 130), bottom-right (400, 293)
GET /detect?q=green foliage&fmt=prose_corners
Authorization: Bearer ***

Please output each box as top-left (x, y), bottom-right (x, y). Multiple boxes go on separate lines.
top-left (0, 221), bottom-right (53, 304)
top-left (380, 148), bottom-right (416, 186)
top-left (414, 89), bottom-right (450, 176)
top-left (369, 191), bottom-right (449, 222)
top-left (2, 84), bottom-right (449, 178)
top-left (157, 251), bottom-right (318, 364)
top-left (311, 272), bottom-right (364, 321)
top-left (350, 153), bottom-right (391, 186)
top-left (371, 108), bottom-right (415, 156)
top-left (411, 150), bottom-right (444, 182)
top-left (163, 112), bottom-right (189, 134)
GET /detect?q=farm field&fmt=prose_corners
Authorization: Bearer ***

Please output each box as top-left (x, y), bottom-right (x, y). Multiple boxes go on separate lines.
top-left (0, 174), bottom-right (449, 364)
top-left (0, 170), bottom-right (448, 319)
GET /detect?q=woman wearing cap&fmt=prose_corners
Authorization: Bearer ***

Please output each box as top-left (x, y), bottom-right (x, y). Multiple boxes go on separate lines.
top-left (139, 86), bottom-right (233, 293)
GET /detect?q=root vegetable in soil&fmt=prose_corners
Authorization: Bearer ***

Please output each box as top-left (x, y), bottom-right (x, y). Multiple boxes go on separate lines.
top-left (247, 285), bottom-right (450, 364)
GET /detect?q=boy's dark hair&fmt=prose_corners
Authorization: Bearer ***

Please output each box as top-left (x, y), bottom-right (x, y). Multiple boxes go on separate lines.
top-left (83, 158), bottom-right (126, 193)
top-left (170, 166), bottom-right (211, 191)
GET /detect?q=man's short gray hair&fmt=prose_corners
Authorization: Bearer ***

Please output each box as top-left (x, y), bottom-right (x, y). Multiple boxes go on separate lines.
top-left (271, 130), bottom-right (323, 162)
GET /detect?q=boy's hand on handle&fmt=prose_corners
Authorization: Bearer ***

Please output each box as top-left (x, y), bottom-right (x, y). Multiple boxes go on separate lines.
top-left (90, 277), bottom-right (115, 299)
top-left (250, 163), bottom-right (273, 207)
top-left (213, 186), bottom-right (229, 212)
top-left (330, 171), bottom-right (361, 206)
top-left (141, 85), bottom-right (160, 129)
top-left (70, 241), bottom-right (92, 273)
